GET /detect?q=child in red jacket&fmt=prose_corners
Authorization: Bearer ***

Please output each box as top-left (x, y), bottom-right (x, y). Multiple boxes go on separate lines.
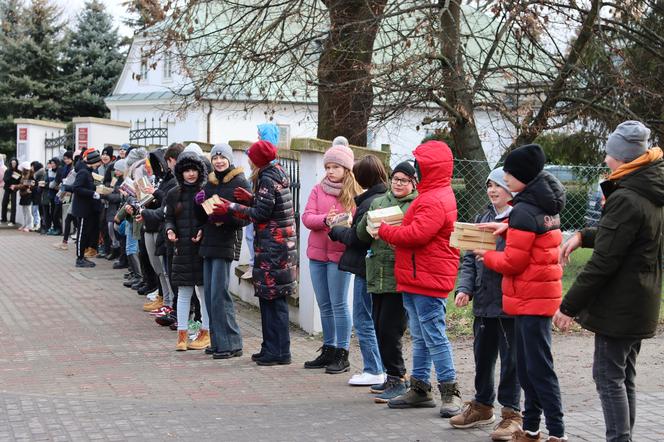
top-left (475, 144), bottom-right (567, 442)
top-left (377, 140), bottom-right (462, 418)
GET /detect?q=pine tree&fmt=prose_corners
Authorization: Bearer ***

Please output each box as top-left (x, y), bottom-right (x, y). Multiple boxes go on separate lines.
top-left (0, 0), bottom-right (67, 155)
top-left (63, 0), bottom-right (124, 118)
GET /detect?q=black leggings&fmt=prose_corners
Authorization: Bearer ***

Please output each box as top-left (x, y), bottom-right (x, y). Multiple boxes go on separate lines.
top-left (1, 189), bottom-right (17, 223)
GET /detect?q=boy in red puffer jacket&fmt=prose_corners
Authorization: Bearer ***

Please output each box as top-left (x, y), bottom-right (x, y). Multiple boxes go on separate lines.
top-left (474, 143), bottom-right (568, 442)
top-left (377, 140), bottom-right (462, 419)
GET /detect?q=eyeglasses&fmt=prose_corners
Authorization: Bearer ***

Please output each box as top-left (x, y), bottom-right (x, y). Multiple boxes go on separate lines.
top-left (391, 177), bottom-right (412, 186)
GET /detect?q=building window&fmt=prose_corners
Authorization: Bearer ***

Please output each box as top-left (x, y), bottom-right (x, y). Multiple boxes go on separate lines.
top-left (163, 53), bottom-right (172, 80)
top-left (140, 58), bottom-right (148, 81)
top-left (277, 124), bottom-right (291, 149)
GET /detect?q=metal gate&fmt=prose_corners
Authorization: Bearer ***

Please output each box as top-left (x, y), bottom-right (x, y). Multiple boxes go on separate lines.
top-left (278, 152), bottom-right (300, 234)
top-left (129, 118), bottom-right (168, 147)
top-left (44, 132), bottom-right (74, 164)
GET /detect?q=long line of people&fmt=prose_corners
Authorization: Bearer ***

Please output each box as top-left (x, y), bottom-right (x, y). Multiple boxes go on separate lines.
top-left (16, 119), bottom-right (661, 442)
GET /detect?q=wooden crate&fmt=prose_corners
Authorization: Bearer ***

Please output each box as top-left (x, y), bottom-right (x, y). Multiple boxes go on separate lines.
top-left (450, 222), bottom-right (497, 250)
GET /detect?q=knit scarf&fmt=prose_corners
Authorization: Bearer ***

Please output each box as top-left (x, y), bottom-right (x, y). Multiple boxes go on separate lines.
top-left (321, 177), bottom-right (343, 196)
top-left (609, 147), bottom-right (663, 181)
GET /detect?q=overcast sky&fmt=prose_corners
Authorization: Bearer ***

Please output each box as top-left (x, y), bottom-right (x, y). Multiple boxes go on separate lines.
top-left (56, 0), bottom-right (133, 37)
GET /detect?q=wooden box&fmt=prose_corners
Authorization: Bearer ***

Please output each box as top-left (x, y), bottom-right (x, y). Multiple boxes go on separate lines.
top-left (202, 194), bottom-right (222, 215)
top-left (367, 205), bottom-right (403, 230)
top-left (450, 222), bottom-right (497, 251)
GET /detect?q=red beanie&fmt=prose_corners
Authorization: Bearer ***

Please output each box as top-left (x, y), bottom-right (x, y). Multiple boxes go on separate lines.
top-left (247, 140), bottom-right (277, 168)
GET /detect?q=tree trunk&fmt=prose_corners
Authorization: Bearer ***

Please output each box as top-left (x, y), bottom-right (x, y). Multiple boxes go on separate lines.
top-left (317, 0), bottom-right (387, 146)
top-left (439, 0), bottom-right (490, 220)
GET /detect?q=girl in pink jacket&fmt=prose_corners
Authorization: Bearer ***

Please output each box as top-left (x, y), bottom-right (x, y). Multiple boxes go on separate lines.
top-left (302, 141), bottom-right (362, 374)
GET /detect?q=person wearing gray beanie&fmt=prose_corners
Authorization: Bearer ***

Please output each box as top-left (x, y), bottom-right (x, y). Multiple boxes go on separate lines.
top-left (486, 167), bottom-right (512, 197)
top-left (605, 120), bottom-right (651, 163)
top-left (210, 143), bottom-right (234, 164)
top-left (125, 147), bottom-right (147, 169)
top-left (113, 159), bottom-right (127, 174)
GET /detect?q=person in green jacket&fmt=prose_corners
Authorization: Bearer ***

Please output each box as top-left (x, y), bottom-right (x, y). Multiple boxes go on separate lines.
top-left (357, 161), bottom-right (418, 404)
top-left (554, 121), bottom-right (664, 442)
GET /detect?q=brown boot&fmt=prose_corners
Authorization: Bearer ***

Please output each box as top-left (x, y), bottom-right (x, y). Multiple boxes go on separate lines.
top-left (84, 247), bottom-right (97, 258)
top-left (187, 329), bottom-right (211, 350)
top-left (491, 408), bottom-right (523, 440)
top-left (511, 429), bottom-right (540, 441)
top-left (176, 330), bottom-right (188, 351)
top-left (449, 400), bottom-right (494, 428)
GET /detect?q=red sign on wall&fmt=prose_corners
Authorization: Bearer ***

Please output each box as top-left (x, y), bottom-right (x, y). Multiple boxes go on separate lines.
top-left (78, 127), bottom-right (88, 150)
top-left (18, 128), bottom-right (27, 141)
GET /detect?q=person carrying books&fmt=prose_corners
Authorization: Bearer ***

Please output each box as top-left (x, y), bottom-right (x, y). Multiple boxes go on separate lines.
top-left (302, 142), bottom-right (363, 374)
top-left (376, 140), bottom-right (463, 418)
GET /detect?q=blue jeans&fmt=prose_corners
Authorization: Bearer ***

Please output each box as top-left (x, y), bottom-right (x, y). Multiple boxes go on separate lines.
top-left (121, 221), bottom-right (138, 256)
top-left (309, 260), bottom-right (351, 350)
top-left (353, 277), bottom-right (383, 375)
top-left (204, 258), bottom-right (243, 352)
top-left (403, 293), bottom-right (456, 383)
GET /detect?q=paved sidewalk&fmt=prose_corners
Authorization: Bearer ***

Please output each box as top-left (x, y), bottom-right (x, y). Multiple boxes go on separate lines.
top-left (1, 230), bottom-right (664, 441)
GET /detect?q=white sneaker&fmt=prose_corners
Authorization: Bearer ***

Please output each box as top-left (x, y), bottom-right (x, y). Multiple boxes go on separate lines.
top-left (240, 266), bottom-right (253, 280)
top-left (7, 222), bottom-right (14, 227)
top-left (348, 372), bottom-right (386, 386)
top-left (146, 290), bottom-right (159, 301)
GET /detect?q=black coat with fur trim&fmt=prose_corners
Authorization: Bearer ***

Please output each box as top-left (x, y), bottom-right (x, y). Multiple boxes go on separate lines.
top-left (164, 153), bottom-right (208, 287)
top-left (197, 166), bottom-right (252, 260)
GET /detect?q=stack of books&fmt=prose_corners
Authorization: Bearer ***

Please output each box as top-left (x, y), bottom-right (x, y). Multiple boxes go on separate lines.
top-left (96, 185), bottom-right (113, 195)
top-left (92, 173), bottom-right (104, 184)
top-left (366, 206), bottom-right (403, 235)
top-left (450, 222), bottom-right (497, 251)
top-left (202, 194), bottom-right (222, 215)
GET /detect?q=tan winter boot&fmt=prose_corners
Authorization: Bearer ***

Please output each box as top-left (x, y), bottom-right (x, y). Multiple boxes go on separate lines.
top-left (449, 400), bottom-right (495, 428)
top-left (438, 381), bottom-right (463, 417)
top-left (187, 329), bottom-right (211, 350)
top-left (176, 330), bottom-right (188, 351)
top-left (143, 296), bottom-right (163, 312)
top-left (491, 408), bottom-right (523, 440)
top-left (511, 429), bottom-right (541, 441)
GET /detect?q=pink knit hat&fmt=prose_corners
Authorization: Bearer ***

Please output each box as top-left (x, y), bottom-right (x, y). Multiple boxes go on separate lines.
top-left (323, 145), bottom-right (354, 170)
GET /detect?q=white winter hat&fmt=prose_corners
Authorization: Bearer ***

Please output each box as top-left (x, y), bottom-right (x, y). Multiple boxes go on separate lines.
top-left (486, 167), bottom-right (512, 195)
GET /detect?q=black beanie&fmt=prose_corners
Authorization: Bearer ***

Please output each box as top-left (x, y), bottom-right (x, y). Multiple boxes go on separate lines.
top-left (102, 146), bottom-right (114, 158)
top-left (392, 161), bottom-right (417, 180)
top-left (503, 144), bottom-right (546, 184)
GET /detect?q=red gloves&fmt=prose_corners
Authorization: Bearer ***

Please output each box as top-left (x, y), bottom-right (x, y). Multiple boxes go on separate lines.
top-left (233, 187), bottom-right (253, 204)
top-left (212, 198), bottom-right (232, 216)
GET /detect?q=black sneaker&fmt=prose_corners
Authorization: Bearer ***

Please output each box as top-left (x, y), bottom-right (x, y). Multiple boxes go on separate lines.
top-left (76, 258), bottom-right (95, 268)
top-left (156, 312), bottom-right (177, 327)
top-left (213, 349), bottom-right (243, 359)
top-left (325, 348), bottom-right (350, 374)
top-left (205, 346), bottom-right (217, 355)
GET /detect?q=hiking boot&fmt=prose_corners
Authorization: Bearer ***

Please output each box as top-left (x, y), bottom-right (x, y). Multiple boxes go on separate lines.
top-left (75, 258), bottom-right (95, 268)
top-left (131, 281), bottom-right (144, 291)
top-left (304, 345), bottom-right (336, 369)
top-left (511, 430), bottom-right (541, 441)
top-left (387, 377), bottom-right (436, 409)
top-left (491, 408), bottom-right (523, 441)
top-left (325, 348), bottom-right (350, 374)
top-left (187, 329), bottom-right (211, 350)
top-left (439, 381), bottom-right (463, 417)
top-left (84, 248), bottom-right (97, 258)
top-left (374, 375), bottom-right (408, 403)
top-left (175, 330), bottom-right (188, 351)
top-left (449, 400), bottom-right (495, 428)
top-left (143, 296), bottom-right (163, 312)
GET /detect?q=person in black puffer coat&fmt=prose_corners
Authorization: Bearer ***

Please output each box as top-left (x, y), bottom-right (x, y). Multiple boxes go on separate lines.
top-left (193, 143), bottom-right (251, 359)
top-left (139, 148), bottom-right (178, 307)
top-left (2, 158), bottom-right (19, 225)
top-left (164, 151), bottom-right (210, 351)
top-left (214, 140), bottom-right (297, 365)
top-left (328, 154), bottom-right (388, 385)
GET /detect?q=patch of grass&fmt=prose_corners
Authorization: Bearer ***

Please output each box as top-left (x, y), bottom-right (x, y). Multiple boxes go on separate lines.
top-left (448, 247), bottom-right (664, 337)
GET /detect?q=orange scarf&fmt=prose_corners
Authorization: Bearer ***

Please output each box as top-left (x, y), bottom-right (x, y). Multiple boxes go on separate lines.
top-left (609, 147), bottom-right (663, 180)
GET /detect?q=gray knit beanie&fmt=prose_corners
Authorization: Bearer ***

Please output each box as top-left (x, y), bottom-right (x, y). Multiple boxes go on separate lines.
top-left (210, 143), bottom-right (234, 163)
top-left (125, 147), bottom-right (147, 169)
top-left (486, 167), bottom-right (512, 195)
top-left (606, 121), bottom-right (651, 162)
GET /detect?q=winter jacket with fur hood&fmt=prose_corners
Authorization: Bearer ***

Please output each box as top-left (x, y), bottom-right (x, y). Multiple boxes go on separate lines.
top-left (164, 152), bottom-right (208, 287)
top-left (197, 166), bottom-right (251, 260)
